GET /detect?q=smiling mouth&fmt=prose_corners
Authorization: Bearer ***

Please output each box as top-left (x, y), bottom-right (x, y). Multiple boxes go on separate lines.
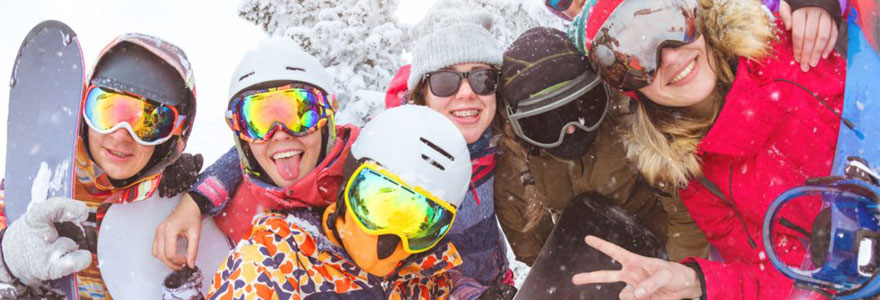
top-left (272, 150), bottom-right (303, 161)
top-left (105, 148), bottom-right (132, 159)
top-left (669, 57), bottom-right (697, 85)
top-left (451, 109), bottom-right (480, 118)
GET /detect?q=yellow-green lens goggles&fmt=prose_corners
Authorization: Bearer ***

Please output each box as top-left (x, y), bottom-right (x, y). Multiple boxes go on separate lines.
top-left (343, 162), bottom-right (457, 253)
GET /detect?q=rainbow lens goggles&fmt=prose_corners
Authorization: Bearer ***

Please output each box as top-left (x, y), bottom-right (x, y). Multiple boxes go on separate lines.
top-left (83, 85), bottom-right (185, 146)
top-left (226, 85), bottom-right (333, 143)
top-left (344, 161), bottom-right (457, 254)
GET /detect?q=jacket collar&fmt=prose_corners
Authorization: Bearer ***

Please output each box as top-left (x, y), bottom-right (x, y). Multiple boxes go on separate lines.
top-left (241, 125), bottom-right (360, 209)
top-left (697, 57), bottom-right (785, 157)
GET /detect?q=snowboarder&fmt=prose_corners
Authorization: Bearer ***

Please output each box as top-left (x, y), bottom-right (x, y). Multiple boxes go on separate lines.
top-left (549, 0), bottom-right (846, 72)
top-left (493, 26), bottom-right (709, 265)
top-left (207, 105), bottom-right (471, 299)
top-left (566, 0), bottom-right (847, 299)
top-left (0, 33), bottom-right (201, 299)
top-left (403, 18), bottom-right (514, 299)
top-left (152, 37), bottom-right (360, 271)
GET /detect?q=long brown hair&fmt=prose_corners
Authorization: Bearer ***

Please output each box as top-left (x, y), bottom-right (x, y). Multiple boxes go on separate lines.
top-left (624, 0), bottom-right (775, 189)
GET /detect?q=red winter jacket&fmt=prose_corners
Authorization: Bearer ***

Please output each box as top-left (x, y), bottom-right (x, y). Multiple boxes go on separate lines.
top-left (679, 25), bottom-right (846, 299)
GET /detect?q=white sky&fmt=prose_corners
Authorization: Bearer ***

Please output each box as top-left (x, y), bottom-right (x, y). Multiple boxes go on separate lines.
top-left (0, 0), bottom-right (436, 176)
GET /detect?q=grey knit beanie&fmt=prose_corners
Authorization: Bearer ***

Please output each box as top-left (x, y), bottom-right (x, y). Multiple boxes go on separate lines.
top-left (407, 23), bottom-right (504, 91)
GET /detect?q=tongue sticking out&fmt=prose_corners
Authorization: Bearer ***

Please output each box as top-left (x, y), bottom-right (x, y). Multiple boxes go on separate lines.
top-left (274, 154), bottom-right (301, 181)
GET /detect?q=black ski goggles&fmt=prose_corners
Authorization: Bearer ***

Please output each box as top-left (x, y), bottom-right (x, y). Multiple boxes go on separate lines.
top-left (587, 0), bottom-right (700, 91)
top-left (424, 69), bottom-right (501, 97)
top-left (506, 72), bottom-right (609, 148)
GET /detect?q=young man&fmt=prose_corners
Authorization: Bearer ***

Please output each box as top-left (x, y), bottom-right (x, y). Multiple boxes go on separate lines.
top-left (208, 105), bottom-right (473, 299)
top-left (0, 33), bottom-right (200, 299)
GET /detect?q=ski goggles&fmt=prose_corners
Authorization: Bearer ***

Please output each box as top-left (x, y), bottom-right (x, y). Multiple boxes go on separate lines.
top-left (424, 69), bottom-right (501, 98)
top-left (545, 0), bottom-right (574, 21)
top-left (344, 161), bottom-right (457, 254)
top-left (586, 0), bottom-right (700, 91)
top-left (226, 85), bottom-right (333, 143)
top-left (507, 72), bottom-right (609, 148)
top-left (83, 85), bottom-right (186, 146)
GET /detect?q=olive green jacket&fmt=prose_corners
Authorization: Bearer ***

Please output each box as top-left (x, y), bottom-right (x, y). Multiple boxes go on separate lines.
top-left (494, 115), bottom-right (709, 264)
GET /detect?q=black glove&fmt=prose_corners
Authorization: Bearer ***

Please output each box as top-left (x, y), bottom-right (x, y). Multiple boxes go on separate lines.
top-left (477, 282), bottom-right (517, 300)
top-left (159, 153), bottom-right (204, 198)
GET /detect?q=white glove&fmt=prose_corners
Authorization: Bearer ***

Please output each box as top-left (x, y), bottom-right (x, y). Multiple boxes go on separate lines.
top-left (0, 197), bottom-right (92, 286)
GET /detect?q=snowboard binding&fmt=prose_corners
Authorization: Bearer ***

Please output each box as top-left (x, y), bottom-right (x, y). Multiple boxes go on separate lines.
top-left (763, 157), bottom-right (880, 300)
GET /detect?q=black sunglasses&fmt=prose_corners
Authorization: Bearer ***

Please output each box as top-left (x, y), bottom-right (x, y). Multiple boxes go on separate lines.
top-left (424, 69), bottom-right (501, 98)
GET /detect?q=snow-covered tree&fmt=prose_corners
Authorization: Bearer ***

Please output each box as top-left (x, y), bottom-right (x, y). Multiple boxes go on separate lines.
top-left (237, 0), bottom-right (563, 125)
top-left (238, 0), bottom-right (406, 124)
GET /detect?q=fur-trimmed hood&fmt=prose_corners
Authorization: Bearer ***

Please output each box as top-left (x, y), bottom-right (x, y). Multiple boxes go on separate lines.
top-left (623, 0), bottom-right (776, 189)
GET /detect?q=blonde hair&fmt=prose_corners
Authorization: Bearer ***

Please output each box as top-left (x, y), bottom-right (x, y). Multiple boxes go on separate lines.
top-left (624, 0), bottom-right (776, 189)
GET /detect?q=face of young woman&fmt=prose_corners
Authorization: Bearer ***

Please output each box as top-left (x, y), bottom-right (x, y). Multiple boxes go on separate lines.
top-left (249, 130), bottom-right (322, 188)
top-left (88, 127), bottom-right (155, 180)
top-left (424, 62), bottom-right (497, 144)
top-left (638, 35), bottom-right (717, 108)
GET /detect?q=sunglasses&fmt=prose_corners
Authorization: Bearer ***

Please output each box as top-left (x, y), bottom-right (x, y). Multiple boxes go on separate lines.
top-left (83, 85), bottom-right (186, 146)
top-left (424, 69), bottom-right (501, 98)
top-left (507, 72), bottom-right (609, 148)
top-left (585, 0), bottom-right (700, 90)
top-left (344, 161), bottom-right (457, 254)
top-left (226, 85), bottom-right (333, 143)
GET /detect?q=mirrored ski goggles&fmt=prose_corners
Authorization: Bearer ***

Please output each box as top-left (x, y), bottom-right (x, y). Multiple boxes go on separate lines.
top-left (424, 69), bottom-right (501, 97)
top-left (226, 85), bottom-right (333, 143)
top-left (545, 0), bottom-right (574, 20)
top-left (344, 161), bottom-right (457, 254)
top-left (83, 85), bottom-right (185, 146)
top-left (507, 72), bottom-right (609, 148)
top-left (588, 0), bottom-right (700, 91)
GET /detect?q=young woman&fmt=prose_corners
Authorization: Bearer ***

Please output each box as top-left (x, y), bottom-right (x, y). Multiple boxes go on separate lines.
top-left (152, 37), bottom-right (359, 270)
top-left (403, 22), bottom-right (513, 298)
top-left (567, 0), bottom-right (846, 299)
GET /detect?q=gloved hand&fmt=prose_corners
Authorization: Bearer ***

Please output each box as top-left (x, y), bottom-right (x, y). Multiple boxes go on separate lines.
top-left (0, 197), bottom-right (91, 286)
top-left (159, 153), bottom-right (204, 198)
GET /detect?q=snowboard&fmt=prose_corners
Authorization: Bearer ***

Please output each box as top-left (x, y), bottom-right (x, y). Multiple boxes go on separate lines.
top-left (4, 20), bottom-right (84, 299)
top-left (832, 0), bottom-right (880, 174)
top-left (513, 192), bottom-right (668, 300)
top-left (97, 193), bottom-right (233, 300)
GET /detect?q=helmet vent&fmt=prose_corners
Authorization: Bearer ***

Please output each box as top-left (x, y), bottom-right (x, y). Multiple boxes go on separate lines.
top-left (286, 67), bottom-right (305, 72)
top-left (239, 71), bottom-right (255, 81)
top-left (419, 137), bottom-right (454, 161)
top-left (421, 154), bottom-right (446, 171)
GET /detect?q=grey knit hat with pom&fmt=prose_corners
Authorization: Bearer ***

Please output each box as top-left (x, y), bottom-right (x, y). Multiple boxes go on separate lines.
top-left (407, 22), bottom-right (504, 91)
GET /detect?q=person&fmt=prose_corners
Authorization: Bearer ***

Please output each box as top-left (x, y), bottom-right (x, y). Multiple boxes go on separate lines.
top-left (402, 20), bottom-right (514, 298)
top-left (493, 26), bottom-right (709, 265)
top-left (566, 0), bottom-right (846, 299)
top-left (152, 37), bottom-right (359, 271)
top-left (0, 33), bottom-right (201, 299)
top-left (546, 0), bottom-right (846, 72)
top-left (207, 105), bottom-right (472, 299)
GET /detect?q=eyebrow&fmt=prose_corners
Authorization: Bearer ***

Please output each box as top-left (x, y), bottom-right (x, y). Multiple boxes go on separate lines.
top-left (439, 65), bottom-right (490, 72)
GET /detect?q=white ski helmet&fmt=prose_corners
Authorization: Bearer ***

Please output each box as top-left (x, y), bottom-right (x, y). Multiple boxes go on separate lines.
top-left (228, 37), bottom-right (335, 99)
top-left (351, 106), bottom-right (471, 207)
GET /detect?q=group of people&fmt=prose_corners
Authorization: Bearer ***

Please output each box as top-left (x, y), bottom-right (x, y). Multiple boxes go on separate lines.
top-left (0, 0), bottom-right (861, 299)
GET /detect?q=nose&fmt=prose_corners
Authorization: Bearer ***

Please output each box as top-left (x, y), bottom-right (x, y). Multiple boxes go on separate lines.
top-left (108, 127), bottom-right (136, 143)
top-left (270, 129), bottom-right (294, 141)
top-left (658, 46), bottom-right (684, 72)
top-left (454, 77), bottom-right (477, 100)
